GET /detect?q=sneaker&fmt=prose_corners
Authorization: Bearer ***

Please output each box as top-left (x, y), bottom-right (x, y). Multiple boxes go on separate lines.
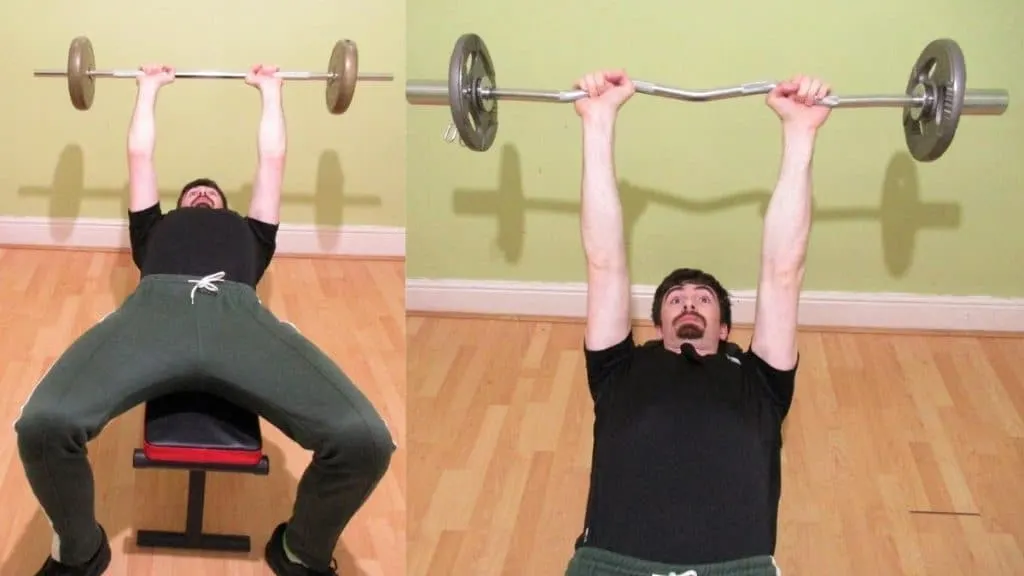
top-left (35, 524), bottom-right (111, 575)
top-left (264, 522), bottom-right (339, 575)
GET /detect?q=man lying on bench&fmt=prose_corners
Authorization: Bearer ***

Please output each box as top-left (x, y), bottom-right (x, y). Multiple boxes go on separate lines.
top-left (14, 62), bottom-right (395, 576)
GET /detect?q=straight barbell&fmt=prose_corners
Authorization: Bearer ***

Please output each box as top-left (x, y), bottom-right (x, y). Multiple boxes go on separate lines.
top-left (35, 36), bottom-right (395, 115)
top-left (406, 33), bottom-right (1010, 162)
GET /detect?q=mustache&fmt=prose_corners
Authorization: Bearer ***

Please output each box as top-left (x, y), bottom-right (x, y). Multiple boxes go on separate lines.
top-left (673, 311), bottom-right (705, 324)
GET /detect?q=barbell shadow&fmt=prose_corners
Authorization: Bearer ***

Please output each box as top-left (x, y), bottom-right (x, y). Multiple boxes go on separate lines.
top-left (451, 144), bottom-right (573, 263)
top-left (850, 151), bottom-right (956, 276)
top-left (743, 151), bottom-right (958, 276)
top-left (18, 144), bottom-right (382, 247)
top-left (452, 144), bottom-right (959, 275)
top-left (451, 145), bottom-right (774, 263)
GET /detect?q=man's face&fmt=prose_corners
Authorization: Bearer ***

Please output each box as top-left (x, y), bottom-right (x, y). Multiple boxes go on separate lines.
top-left (179, 185), bottom-right (224, 209)
top-left (657, 283), bottom-right (728, 348)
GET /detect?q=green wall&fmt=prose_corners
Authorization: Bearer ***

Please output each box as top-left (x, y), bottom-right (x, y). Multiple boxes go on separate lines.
top-left (0, 1), bottom-right (405, 228)
top-left (407, 2), bottom-right (1023, 297)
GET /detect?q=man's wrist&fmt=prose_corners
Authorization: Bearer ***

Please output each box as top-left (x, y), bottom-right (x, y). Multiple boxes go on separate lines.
top-left (582, 112), bottom-right (616, 134)
top-left (136, 83), bottom-right (160, 102)
top-left (260, 86), bottom-right (283, 104)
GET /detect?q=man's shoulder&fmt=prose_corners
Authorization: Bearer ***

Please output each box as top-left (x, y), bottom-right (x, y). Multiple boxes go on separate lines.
top-left (638, 338), bottom-right (664, 350)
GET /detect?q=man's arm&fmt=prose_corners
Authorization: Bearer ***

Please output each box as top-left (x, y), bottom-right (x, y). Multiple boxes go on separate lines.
top-left (247, 73), bottom-right (286, 225)
top-left (581, 116), bottom-right (632, 351)
top-left (749, 127), bottom-right (815, 371)
top-left (576, 71), bottom-right (635, 352)
top-left (127, 82), bottom-right (162, 212)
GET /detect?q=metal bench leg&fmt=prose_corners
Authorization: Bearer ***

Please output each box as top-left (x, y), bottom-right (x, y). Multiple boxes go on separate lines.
top-left (136, 470), bottom-right (252, 552)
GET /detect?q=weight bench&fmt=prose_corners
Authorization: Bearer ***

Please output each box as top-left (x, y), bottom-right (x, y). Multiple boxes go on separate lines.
top-left (132, 390), bottom-right (270, 552)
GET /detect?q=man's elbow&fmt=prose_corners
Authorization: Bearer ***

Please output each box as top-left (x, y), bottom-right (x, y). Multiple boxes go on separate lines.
top-left (258, 145), bottom-right (287, 162)
top-left (762, 250), bottom-right (806, 282)
top-left (127, 149), bottom-right (153, 162)
top-left (585, 244), bottom-right (627, 270)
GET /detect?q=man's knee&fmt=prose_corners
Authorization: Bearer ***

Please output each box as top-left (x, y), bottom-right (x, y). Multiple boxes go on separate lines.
top-left (15, 409), bottom-right (86, 460)
top-left (316, 416), bottom-right (395, 479)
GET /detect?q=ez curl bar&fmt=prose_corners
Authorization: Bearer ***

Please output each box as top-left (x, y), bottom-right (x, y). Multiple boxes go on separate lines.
top-left (405, 33), bottom-right (1009, 162)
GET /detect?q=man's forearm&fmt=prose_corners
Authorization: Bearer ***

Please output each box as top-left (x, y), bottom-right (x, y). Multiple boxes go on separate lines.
top-left (127, 85), bottom-right (159, 157)
top-left (580, 117), bottom-right (626, 270)
top-left (127, 85), bottom-right (161, 212)
top-left (257, 90), bottom-right (286, 159)
top-left (761, 127), bottom-right (816, 275)
top-left (248, 88), bottom-right (286, 224)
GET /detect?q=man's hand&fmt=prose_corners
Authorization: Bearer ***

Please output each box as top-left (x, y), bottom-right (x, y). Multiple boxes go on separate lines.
top-left (137, 64), bottom-right (175, 87)
top-left (245, 64), bottom-right (283, 93)
top-left (573, 70), bottom-right (636, 126)
top-left (136, 64), bottom-right (175, 90)
top-left (765, 75), bottom-right (832, 133)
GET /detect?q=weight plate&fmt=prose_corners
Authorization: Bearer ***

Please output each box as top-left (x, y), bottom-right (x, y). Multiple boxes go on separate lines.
top-left (67, 36), bottom-right (95, 111)
top-left (902, 38), bottom-right (966, 162)
top-left (448, 33), bottom-right (498, 152)
top-left (326, 40), bottom-right (358, 115)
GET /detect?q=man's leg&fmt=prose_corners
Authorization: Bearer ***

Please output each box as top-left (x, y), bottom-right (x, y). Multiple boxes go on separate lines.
top-left (195, 281), bottom-right (395, 572)
top-left (14, 276), bottom-right (204, 568)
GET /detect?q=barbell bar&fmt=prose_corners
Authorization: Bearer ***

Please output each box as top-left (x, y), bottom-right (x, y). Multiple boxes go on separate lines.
top-left (33, 69), bottom-right (393, 81)
top-left (405, 33), bottom-right (1010, 161)
top-left (35, 36), bottom-right (395, 115)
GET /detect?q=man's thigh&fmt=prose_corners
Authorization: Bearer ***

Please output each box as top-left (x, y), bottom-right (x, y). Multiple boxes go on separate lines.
top-left (200, 305), bottom-right (393, 454)
top-left (16, 295), bottom-right (202, 437)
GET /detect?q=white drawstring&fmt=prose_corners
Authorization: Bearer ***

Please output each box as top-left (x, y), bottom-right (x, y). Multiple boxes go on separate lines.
top-left (187, 271), bottom-right (226, 304)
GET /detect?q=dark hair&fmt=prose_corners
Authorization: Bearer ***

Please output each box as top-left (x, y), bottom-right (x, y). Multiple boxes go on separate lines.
top-left (651, 268), bottom-right (732, 332)
top-left (177, 178), bottom-right (228, 209)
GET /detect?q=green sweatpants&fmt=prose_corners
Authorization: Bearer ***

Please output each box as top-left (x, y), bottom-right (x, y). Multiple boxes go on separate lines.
top-left (566, 547), bottom-right (782, 576)
top-left (15, 274), bottom-right (395, 571)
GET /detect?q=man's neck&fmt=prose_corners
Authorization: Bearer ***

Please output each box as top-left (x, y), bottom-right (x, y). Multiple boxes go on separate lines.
top-left (664, 340), bottom-right (717, 356)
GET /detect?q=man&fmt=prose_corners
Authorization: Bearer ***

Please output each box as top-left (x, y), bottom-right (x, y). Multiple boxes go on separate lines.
top-left (15, 64), bottom-right (395, 576)
top-left (566, 69), bottom-right (832, 576)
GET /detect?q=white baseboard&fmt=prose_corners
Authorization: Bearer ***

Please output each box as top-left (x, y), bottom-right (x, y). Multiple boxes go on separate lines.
top-left (406, 278), bottom-right (1024, 333)
top-left (0, 216), bottom-right (405, 258)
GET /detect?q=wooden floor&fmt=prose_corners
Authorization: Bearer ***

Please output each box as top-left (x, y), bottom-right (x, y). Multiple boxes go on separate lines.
top-left (5, 249), bottom-right (1023, 575)
top-left (0, 248), bottom-right (406, 576)
top-left (407, 315), bottom-right (1024, 576)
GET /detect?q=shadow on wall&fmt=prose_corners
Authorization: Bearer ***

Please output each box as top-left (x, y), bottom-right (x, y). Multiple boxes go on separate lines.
top-left (19, 144), bottom-right (382, 249)
top-left (451, 143), bottom-right (961, 277)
